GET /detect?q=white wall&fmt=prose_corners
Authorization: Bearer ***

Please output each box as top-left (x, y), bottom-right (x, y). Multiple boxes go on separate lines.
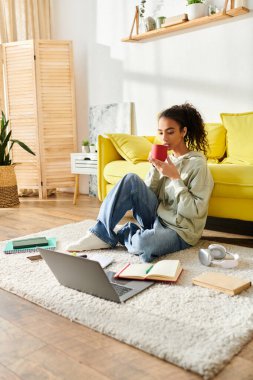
top-left (51, 0), bottom-right (253, 194)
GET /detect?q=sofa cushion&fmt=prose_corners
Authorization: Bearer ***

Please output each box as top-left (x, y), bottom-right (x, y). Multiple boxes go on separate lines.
top-left (208, 163), bottom-right (253, 198)
top-left (205, 123), bottom-right (226, 161)
top-left (220, 112), bottom-right (253, 165)
top-left (106, 134), bottom-right (152, 164)
top-left (145, 124), bottom-right (226, 160)
top-left (104, 160), bottom-right (150, 184)
top-left (105, 160), bottom-right (253, 199)
top-left (107, 124), bottom-right (227, 164)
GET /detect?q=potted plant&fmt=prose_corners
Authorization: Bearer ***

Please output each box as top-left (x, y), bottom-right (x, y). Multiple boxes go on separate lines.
top-left (0, 111), bottom-right (36, 208)
top-left (89, 143), bottom-right (96, 153)
top-left (82, 139), bottom-right (90, 153)
top-left (186, 0), bottom-right (206, 20)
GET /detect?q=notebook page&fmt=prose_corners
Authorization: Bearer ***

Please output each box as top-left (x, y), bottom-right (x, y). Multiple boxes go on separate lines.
top-left (149, 260), bottom-right (180, 277)
top-left (121, 263), bottom-right (152, 277)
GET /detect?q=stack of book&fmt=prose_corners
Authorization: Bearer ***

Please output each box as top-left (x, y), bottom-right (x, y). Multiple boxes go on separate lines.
top-left (3, 237), bottom-right (57, 254)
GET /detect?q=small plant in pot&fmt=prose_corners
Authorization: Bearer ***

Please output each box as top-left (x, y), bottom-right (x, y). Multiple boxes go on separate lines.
top-left (89, 143), bottom-right (96, 153)
top-left (82, 139), bottom-right (90, 153)
top-left (0, 111), bottom-right (36, 208)
top-left (186, 0), bottom-right (206, 21)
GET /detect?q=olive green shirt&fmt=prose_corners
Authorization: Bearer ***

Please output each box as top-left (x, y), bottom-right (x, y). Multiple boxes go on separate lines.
top-left (145, 152), bottom-right (214, 246)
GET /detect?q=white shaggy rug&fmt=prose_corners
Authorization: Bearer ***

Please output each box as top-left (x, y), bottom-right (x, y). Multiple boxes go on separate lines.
top-left (0, 220), bottom-right (253, 379)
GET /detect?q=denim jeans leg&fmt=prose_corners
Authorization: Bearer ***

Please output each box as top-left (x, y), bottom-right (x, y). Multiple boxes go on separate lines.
top-left (117, 222), bottom-right (140, 246)
top-left (123, 217), bottom-right (191, 262)
top-left (90, 173), bottom-right (158, 247)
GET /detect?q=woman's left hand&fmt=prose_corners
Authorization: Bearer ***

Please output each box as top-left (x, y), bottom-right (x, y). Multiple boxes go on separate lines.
top-left (150, 156), bottom-right (180, 180)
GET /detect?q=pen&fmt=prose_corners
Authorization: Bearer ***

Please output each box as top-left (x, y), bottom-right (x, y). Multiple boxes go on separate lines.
top-left (145, 265), bottom-right (153, 274)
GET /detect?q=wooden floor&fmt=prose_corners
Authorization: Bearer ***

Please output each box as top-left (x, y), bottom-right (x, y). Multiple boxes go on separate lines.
top-left (0, 193), bottom-right (253, 380)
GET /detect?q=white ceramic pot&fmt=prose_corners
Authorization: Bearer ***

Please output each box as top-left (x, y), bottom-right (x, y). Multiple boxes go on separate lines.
top-left (187, 3), bottom-right (206, 21)
top-left (82, 145), bottom-right (90, 153)
top-left (89, 145), bottom-right (96, 153)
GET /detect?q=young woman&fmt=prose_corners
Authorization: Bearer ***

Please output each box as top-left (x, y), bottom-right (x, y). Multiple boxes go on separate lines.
top-left (67, 103), bottom-right (214, 262)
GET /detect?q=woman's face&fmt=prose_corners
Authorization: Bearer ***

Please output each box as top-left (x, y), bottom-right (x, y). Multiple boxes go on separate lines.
top-left (158, 117), bottom-right (187, 151)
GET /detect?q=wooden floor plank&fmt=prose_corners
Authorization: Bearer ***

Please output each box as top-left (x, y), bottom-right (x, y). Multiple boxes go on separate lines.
top-left (0, 192), bottom-right (253, 379)
top-left (0, 317), bottom-right (46, 367)
top-left (215, 356), bottom-right (253, 380)
top-left (0, 363), bottom-right (21, 380)
top-left (8, 345), bottom-right (111, 380)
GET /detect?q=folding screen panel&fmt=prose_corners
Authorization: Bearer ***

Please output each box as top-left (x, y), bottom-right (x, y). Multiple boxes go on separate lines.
top-left (3, 40), bottom-right (77, 198)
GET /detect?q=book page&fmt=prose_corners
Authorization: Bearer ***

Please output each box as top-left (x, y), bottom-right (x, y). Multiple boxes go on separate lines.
top-left (119, 263), bottom-right (152, 278)
top-left (147, 260), bottom-right (180, 278)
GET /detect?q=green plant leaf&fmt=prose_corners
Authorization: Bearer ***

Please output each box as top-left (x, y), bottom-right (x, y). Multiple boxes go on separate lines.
top-left (2, 130), bottom-right (12, 152)
top-left (4, 153), bottom-right (11, 165)
top-left (187, 0), bottom-right (203, 4)
top-left (0, 146), bottom-right (5, 164)
top-left (0, 118), bottom-right (9, 143)
top-left (10, 139), bottom-right (36, 156)
top-left (0, 111), bottom-right (35, 165)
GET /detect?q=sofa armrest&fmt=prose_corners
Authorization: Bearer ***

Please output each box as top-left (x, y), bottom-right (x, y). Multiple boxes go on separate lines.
top-left (98, 134), bottom-right (122, 201)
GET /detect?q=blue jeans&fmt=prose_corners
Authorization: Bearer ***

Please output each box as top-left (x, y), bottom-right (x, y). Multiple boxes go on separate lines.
top-left (90, 174), bottom-right (191, 262)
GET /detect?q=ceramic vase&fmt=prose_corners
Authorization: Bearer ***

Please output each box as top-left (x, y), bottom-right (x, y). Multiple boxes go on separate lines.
top-left (82, 146), bottom-right (90, 153)
top-left (89, 145), bottom-right (96, 153)
top-left (187, 3), bottom-right (206, 20)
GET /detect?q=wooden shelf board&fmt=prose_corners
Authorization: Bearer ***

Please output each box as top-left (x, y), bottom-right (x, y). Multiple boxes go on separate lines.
top-left (122, 7), bottom-right (250, 43)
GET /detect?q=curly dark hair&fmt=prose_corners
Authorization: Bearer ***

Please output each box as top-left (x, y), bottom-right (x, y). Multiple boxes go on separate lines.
top-left (158, 103), bottom-right (208, 156)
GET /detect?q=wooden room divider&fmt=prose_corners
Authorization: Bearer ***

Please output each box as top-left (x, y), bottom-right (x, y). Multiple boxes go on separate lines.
top-left (2, 39), bottom-right (77, 198)
top-left (0, 45), bottom-right (4, 113)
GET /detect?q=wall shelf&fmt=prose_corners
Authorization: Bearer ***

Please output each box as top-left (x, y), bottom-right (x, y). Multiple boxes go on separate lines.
top-left (122, 7), bottom-right (250, 43)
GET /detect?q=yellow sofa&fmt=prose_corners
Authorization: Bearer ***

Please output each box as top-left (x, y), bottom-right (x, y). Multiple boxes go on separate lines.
top-left (97, 119), bottom-right (253, 222)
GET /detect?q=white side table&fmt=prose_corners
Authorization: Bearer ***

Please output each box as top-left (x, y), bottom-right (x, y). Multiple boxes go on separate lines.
top-left (71, 153), bottom-right (98, 205)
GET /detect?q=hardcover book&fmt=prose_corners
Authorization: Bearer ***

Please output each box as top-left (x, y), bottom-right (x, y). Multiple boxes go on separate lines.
top-left (192, 272), bottom-right (251, 295)
top-left (12, 237), bottom-right (48, 249)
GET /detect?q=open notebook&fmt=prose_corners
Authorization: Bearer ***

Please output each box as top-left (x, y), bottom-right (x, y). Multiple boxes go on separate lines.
top-left (114, 260), bottom-right (182, 282)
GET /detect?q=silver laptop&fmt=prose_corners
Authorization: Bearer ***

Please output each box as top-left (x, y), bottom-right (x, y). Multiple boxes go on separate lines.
top-left (39, 248), bottom-right (153, 303)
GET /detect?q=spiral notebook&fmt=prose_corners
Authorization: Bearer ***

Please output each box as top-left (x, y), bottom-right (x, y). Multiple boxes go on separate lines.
top-left (3, 238), bottom-right (57, 254)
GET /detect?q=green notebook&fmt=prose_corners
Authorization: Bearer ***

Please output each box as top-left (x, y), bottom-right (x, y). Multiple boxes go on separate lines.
top-left (3, 238), bottom-right (57, 254)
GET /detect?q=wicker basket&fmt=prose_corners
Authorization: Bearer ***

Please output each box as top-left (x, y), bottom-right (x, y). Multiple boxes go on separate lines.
top-left (0, 165), bottom-right (20, 208)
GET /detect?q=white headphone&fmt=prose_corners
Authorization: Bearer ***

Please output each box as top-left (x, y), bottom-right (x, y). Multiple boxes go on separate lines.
top-left (199, 244), bottom-right (239, 269)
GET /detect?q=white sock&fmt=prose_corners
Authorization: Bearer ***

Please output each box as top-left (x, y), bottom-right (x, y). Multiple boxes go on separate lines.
top-left (66, 231), bottom-right (110, 252)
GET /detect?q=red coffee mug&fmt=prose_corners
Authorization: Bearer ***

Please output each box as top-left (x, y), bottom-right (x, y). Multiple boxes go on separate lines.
top-left (151, 144), bottom-right (168, 161)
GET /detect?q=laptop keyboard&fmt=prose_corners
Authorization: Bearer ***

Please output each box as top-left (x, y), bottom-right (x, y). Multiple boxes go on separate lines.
top-left (111, 282), bottom-right (132, 297)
